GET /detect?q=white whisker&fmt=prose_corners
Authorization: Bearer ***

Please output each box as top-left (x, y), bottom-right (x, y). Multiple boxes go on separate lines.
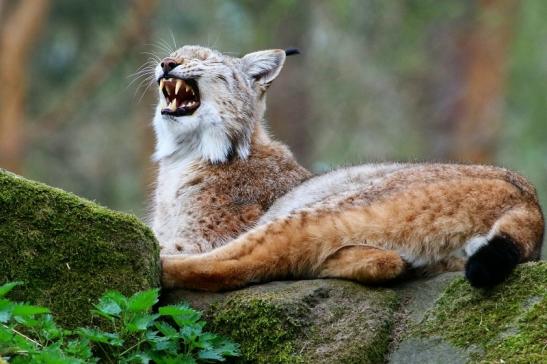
top-left (169, 31), bottom-right (178, 51)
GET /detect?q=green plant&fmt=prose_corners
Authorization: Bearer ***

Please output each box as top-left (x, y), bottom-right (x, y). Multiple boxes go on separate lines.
top-left (0, 282), bottom-right (239, 363)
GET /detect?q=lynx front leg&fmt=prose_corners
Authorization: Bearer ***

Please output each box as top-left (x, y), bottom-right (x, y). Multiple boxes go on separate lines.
top-left (161, 214), bottom-right (322, 291)
top-left (316, 245), bottom-right (407, 283)
top-left (161, 209), bottom-right (367, 291)
top-left (162, 254), bottom-right (268, 292)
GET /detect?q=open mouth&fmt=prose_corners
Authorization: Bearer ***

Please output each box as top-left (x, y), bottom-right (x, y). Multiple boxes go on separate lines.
top-left (158, 77), bottom-right (200, 117)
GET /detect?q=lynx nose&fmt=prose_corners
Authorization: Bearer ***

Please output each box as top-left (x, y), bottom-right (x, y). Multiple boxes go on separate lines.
top-left (160, 57), bottom-right (179, 75)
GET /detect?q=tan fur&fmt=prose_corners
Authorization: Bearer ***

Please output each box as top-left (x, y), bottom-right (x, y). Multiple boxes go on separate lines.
top-left (162, 164), bottom-right (544, 291)
top-left (151, 46), bottom-right (311, 254)
top-left (153, 125), bottom-right (310, 254)
top-left (151, 46), bottom-right (544, 291)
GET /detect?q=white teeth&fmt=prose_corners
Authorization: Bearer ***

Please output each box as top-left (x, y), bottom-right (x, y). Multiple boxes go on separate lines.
top-left (159, 79), bottom-right (165, 92)
top-left (169, 99), bottom-right (177, 111)
top-left (185, 85), bottom-right (191, 92)
top-left (175, 80), bottom-right (182, 94)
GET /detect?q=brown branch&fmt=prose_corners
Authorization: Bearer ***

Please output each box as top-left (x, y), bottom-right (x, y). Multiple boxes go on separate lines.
top-left (36, 0), bottom-right (158, 131)
top-left (0, 0), bottom-right (50, 173)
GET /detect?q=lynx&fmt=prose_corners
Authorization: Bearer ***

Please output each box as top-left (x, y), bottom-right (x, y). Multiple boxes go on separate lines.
top-left (151, 45), bottom-right (544, 292)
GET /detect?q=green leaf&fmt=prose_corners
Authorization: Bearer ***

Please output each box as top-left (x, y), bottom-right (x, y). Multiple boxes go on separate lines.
top-left (158, 304), bottom-right (201, 327)
top-left (0, 324), bottom-right (14, 342)
top-left (151, 338), bottom-right (177, 353)
top-left (77, 328), bottom-right (123, 346)
top-left (11, 303), bottom-right (50, 317)
top-left (158, 305), bottom-right (198, 318)
top-left (196, 332), bottom-right (216, 348)
top-left (14, 315), bottom-right (41, 328)
top-left (32, 346), bottom-right (87, 364)
top-left (93, 295), bottom-right (122, 319)
top-left (124, 352), bottom-right (151, 364)
top-left (213, 338), bottom-right (240, 357)
top-left (2, 325), bottom-right (37, 352)
top-left (155, 322), bottom-right (178, 339)
top-left (39, 314), bottom-right (62, 340)
top-left (150, 353), bottom-right (196, 364)
top-left (197, 349), bottom-right (223, 361)
top-left (65, 338), bottom-right (94, 360)
top-left (127, 289), bottom-right (159, 313)
top-left (0, 286), bottom-right (239, 363)
top-left (144, 330), bottom-right (160, 341)
top-left (126, 313), bottom-right (159, 332)
top-left (143, 330), bottom-right (175, 352)
top-left (100, 291), bottom-right (128, 310)
top-left (0, 298), bottom-right (13, 323)
top-left (0, 281), bottom-right (23, 298)
top-left (179, 325), bottom-right (202, 345)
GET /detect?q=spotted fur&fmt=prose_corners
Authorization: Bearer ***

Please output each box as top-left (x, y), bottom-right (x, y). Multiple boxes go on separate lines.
top-left (153, 46), bottom-right (544, 291)
top-left (152, 46), bottom-right (311, 254)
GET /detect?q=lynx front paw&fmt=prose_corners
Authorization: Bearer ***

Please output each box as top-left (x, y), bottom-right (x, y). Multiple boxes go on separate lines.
top-left (160, 256), bottom-right (179, 288)
top-left (161, 255), bottom-right (193, 288)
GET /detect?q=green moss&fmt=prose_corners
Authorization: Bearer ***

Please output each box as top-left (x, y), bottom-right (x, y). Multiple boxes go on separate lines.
top-left (415, 262), bottom-right (547, 362)
top-left (0, 169), bottom-right (161, 328)
top-left (210, 291), bottom-right (308, 363)
top-left (204, 280), bottom-right (400, 364)
top-left (482, 298), bottom-right (546, 363)
top-left (303, 285), bottom-right (399, 364)
top-left (344, 287), bottom-right (399, 364)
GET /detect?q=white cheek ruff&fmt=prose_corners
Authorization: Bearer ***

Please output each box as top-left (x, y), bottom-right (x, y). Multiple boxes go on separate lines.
top-left (199, 122), bottom-right (232, 163)
top-left (152, 101), bottom-right (232, 164)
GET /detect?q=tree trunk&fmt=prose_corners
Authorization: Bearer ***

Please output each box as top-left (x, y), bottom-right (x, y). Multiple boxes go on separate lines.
top-left (0, 0), bottom-right (50, 173)
top-left (448, 0), bottom-right (518, 163)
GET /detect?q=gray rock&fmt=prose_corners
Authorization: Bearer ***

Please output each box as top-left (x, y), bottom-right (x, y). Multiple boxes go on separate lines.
top-left (162, 279), bottom-right (400, 363)
top-left (395, 272), bottom-right (462, 324)
top-left (389, 262), bottom-right (547, 364)
top-left (390, 337), bottom-right (468, 364)
top-left (0, 169), bottom-right (161, 328)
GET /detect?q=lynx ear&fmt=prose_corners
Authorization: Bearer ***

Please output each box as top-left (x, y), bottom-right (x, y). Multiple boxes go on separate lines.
top-left (241, 49), bottom-right (286, 85)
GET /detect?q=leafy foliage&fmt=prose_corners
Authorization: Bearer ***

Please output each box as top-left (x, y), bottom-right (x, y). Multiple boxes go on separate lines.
top-left (0, 282), bottom-right (239, 363)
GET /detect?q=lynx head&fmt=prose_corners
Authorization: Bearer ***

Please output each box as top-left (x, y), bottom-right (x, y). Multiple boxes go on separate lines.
top-left (152, 45), bottom-right (286, 163)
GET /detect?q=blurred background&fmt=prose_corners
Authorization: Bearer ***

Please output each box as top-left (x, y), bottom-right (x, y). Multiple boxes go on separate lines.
top-left (1, 0), bottom-right (546, 222)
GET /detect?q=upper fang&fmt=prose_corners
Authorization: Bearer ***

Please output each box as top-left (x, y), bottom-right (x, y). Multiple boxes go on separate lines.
top-left (175, 80), bottom-right (182, 94)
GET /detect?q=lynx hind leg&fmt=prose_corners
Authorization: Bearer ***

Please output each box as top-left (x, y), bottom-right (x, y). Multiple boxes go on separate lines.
top-left (465, 203), bottom-right (544, 288)
top-left (317, 245), bottom-right (407, 284)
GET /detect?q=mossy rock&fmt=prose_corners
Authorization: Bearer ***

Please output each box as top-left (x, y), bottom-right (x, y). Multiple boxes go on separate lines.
top-left (390, 262), bottom-right (547, 363)
top-left (0, 169), bottom-right (161, 328)
top-left (162, 279), bottom-right (400, 363)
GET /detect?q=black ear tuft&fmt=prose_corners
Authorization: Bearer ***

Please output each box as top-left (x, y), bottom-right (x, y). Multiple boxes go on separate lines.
top-left (465, 235), bottom-right (520, 288)
top-left (285, 48), bottom-right (300, 56)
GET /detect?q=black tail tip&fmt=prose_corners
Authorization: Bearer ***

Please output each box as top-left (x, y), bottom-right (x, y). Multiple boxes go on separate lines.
top-left (465, 235), bottom-right (520, 288)
top-left (285, 48), bottom-right (300, 56)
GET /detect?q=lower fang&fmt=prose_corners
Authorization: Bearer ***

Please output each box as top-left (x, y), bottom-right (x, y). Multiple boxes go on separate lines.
top-left (169, 100), bottom-right (177, 111)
